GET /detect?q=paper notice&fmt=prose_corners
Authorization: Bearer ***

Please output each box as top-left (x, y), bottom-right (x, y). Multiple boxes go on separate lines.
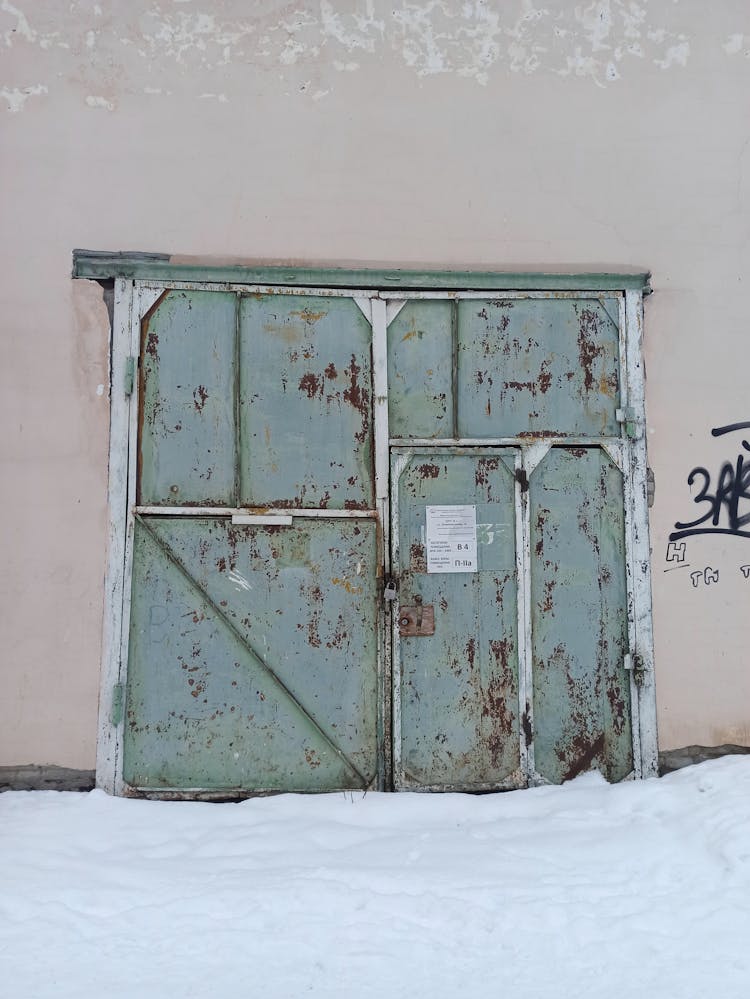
top-left (426, 505), bottom-right (478, 573)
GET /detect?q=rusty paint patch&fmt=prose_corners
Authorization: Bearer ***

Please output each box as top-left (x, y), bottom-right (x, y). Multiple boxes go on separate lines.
top-left (577, 307), bottom-right (605, 392)
top-left (342, 353), bottom-right (370, 444)
top-left (193, 385), bottom-right (208, 413)
top-left (607, 683), bottom-right (627, 735)
top-left (331, 576), bottom-right (363, 595)
top-left (562, 732), bottom-right (605, 782)
top-left (522, 704), bottom-right (532, 747)
top-left (417, 463), bottom-right (440, 479)
top-left (535, 509), bottom-right (547, 557)
top-left (475, 456), bottom-right (500, 488)
top-left (298, 372), bottom-right (322, 398)
top-left (540, 579), bottom-right (555, 614)
top-left (489, 638), bottom-right (512, 675)
top-left (482, 679), bottom-right (514, 736)
top-left (290, 308), bottom-right (327, 324)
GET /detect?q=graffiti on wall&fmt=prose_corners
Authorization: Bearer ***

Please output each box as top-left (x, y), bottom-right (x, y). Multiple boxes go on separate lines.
top-left (665, 422), bottom-right (750, 586)
top-left (670, 422), bottom-right (750, 542)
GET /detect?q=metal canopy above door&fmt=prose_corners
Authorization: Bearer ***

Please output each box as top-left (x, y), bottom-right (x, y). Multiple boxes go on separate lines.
top-left (95, 271), bottom-right (656, 797)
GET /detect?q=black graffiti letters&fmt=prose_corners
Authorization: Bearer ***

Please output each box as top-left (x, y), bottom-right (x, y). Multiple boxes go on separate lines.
top-left (690, 566), bottom-right (719, 588)
top-left (670, 427), bottom-right (750, 542)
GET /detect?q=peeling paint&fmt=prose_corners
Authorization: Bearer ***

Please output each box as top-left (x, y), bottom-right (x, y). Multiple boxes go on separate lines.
top-left (85, 94), bottom-right (115, 110)
top-left (0, 0), bottom-right (720, 110)
top-left (1, 83), bottom-right (46, 112)
top-left (724, 33), bottom-right (750, 58)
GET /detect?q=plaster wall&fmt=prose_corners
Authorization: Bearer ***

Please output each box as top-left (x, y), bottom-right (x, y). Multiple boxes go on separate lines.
top-left (2, 0), bottom-right (749, 768)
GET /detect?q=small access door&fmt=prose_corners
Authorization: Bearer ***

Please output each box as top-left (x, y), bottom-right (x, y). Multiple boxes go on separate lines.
top-left (392, 448), bottom-right (523, 790)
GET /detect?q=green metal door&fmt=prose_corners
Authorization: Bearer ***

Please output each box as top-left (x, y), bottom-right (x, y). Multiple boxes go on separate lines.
top-left (389, 295), bottom-right (637, 789)
top-left (528, 445), bottom-right (632, 784)
top-left (116, 282), bottom-right (647, 795)
top-left (391, 449), bottom-right (522, 790)
top-left (124, 289), bottom-right (381, 793)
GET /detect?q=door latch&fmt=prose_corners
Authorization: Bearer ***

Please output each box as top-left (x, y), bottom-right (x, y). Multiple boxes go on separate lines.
top-left (383, 579), bottom-right (398, 603)
top-left (624, 651), bottom-right (646, 686)
top-left (398, 594), bottom-right (435, 637)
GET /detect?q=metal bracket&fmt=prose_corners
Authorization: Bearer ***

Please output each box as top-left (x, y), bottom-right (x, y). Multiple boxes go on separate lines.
top-left (624, 652), bottom-right (646, 686)
top-left (615, 406), bottom-right (638, 439)
top-left (398, 596), bottom-right (435, 637)
top-left (110, 683), bottom-right (124, 726)
top-left (515, 468), bottom-right (529, 492)
top-left (124, 356), bottom-right (136, 397)
top-left (231, 514), bottom-right (294, 526)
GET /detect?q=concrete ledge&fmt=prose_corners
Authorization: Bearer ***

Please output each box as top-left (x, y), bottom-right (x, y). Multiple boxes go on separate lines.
top-left (3, 751), bottom-right (749, 791)
top-left (658, 744), bottom-right (750, 775)
top-left (0, 765), bottom-right (96, 792)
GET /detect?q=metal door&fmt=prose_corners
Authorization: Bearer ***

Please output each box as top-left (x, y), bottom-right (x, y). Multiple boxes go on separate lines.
top-left (391, 448), bottom-right (522, 790)
top-left (101, 277), bottom-right (655, 796)
top-left (123, 288), bottom-right (382, 793)
top-left (388, 295), bottom-right (644, 789)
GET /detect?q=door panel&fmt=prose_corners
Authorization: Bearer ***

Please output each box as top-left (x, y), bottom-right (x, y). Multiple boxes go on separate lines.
top-left (393, 451), bottom-right (521, 789)
top-left (457, 298), bottom-right (621, 438)
top-left (238, 295), bottom-right (374, 509)
top-left (124, 516), bottom-right (379, 791)
top-left (387, 301), bottom-right (454, 438)
top-left (139, 290), bottom-right (237, 506)
top-left (125, 284), bottom-right (642, 796)
top-left (528, 446), bottom-right (633, 783)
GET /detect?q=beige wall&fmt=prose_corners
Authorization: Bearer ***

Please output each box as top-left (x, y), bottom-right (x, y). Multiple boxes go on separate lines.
top-left (2, 1), bottom-right (750, 768)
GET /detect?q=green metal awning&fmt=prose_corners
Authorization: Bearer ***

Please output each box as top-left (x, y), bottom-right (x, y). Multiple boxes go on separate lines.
top-left (72, 250), bottom-right (651, 294)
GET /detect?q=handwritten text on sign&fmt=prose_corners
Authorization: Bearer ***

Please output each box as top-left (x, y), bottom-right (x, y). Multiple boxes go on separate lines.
top-left (426, 505), bottom-right (478, 573)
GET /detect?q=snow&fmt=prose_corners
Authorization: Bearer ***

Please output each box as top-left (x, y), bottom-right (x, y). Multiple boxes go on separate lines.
top-left (2, 759), bottom-right (750, 998)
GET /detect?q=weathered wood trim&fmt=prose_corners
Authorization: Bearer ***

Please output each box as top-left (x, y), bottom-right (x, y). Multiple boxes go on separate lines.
top-left (96, 278), bottom-right (133, 795)
top-left (625, 289), bottom-right (658, 777)
top-left (73, 251), bottom-right (651, 293)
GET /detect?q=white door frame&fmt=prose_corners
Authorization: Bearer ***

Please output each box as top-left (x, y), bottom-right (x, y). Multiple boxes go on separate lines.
top-left (97, 280), bottom-right (657, 794)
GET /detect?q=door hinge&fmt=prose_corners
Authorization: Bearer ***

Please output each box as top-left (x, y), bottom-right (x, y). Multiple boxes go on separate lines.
top-left (615, 406), bottom-right (638, 439)
top-left (624, 652), bottom-right (646, 686)
top-left (110, 682), bottom-right (124, 726)
top-left (515, 468), bottom-right (529, 492)
top-left (124, 356), bottom-right (136, 396)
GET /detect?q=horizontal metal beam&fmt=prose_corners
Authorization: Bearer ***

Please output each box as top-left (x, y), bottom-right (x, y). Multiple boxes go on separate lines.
top-left (73, 250), bottom-right (651, 293)
top-left (135, 506), bottom-right (377, 518)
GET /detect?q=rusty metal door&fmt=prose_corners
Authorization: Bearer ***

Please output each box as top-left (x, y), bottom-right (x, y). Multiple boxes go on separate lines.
top-left (123, 288), bottom-right (382, 794)
top-left (104, 279), bottom-right (653, 796)
top-left (388, 295), bottom-right (639, 789)
top-left (391, 449), bottom-right (523, 790)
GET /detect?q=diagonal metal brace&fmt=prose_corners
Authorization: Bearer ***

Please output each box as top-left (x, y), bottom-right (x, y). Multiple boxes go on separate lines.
top-left (135, 514), bottom-right (370, 789)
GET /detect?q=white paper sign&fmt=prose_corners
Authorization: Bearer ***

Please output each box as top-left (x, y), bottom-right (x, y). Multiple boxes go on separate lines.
top-left (426, 505), bottom-right (478, 573)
